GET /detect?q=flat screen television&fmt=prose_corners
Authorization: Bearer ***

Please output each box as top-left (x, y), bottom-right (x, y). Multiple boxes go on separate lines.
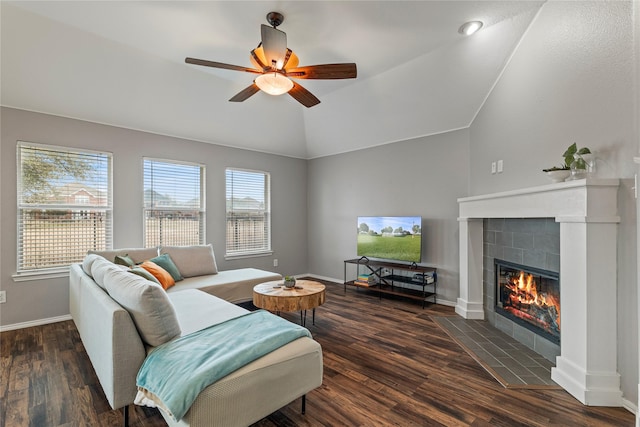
top-left (357, 216), bottom-right (422, 263)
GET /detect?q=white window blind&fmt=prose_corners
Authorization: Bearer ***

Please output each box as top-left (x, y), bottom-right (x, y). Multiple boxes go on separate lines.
top-left (17, 142), bottom-right (113, 272)
top-left (225, 168), bottom-right (271, 257)
top-left (144, 158), bottom-right (205, 247)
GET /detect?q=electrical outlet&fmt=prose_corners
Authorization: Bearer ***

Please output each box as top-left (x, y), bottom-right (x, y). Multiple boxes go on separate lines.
top-left (0, 291), bottom-right (6, 304)
top-left (497, 159), bottom-right (504, 173)
top-left (273, 259), bottom-right (278, 267)
top-left (491, 162), bottom-right (497, 174)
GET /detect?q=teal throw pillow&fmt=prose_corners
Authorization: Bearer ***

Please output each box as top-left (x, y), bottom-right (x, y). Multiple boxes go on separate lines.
top-left (129, 266), bottom-right (161, 285)
top-left (114, 254), bottom-right (135, 267)
top-left (149, 253), bottom-right (183, 282)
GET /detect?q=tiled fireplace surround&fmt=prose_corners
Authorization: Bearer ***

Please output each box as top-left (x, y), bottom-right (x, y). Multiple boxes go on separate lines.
top-left (483, 217), bottom-right (561, 362)
top-left (456, 179), bottom-right (622, 407)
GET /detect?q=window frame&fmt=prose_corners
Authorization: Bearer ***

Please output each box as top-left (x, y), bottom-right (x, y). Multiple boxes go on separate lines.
top-left (225, 167), bottom-right (272, 259)
top-left (15, 141), bottom-right (113, 278)
top-left (143, 157), bottom-right (206, 247)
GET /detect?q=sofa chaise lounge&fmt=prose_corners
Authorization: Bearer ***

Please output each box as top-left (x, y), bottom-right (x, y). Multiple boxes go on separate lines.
top-left (69, 245), bottom-right (323, 427)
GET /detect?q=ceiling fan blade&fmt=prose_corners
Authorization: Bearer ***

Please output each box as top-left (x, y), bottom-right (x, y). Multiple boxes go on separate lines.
top-left (261, 24), bottom-right (287, 69)
top-left (288, 82), bottom-right (320, 108)
top-left (229, 83), bottom-right (260, 102)
top-left (185, 57), bottom-right (262, 74)
top-left (286, 63), bottom-right (357, 80)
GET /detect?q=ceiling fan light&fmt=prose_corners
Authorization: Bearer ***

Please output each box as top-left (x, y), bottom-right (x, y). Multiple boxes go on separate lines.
top-left (250, 46), bottom-right (267, 70)
top-left (255, 73), bottom-right (294, 96)
top-left (458, 21), bottom-right (483, 36)
top-left (251, 46), bottom-right (299, 71)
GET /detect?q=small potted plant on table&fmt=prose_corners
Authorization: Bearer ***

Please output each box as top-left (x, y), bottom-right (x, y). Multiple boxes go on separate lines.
top-left (284, 276), bottom-right (297, 288)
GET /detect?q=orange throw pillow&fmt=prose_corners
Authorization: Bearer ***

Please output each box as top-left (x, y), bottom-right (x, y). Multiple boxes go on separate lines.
top-left (140, 261), bottom-right (175, 290)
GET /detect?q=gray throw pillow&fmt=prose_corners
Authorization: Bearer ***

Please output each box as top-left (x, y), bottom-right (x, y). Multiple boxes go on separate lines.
top-left (81, 253), bottom-right (103, 277)
top-left (129, 266), bottom-right (161, 285)
top-left (114, 254), bottom-right (135, 267)
top-left (103, 268), bottom-right (181, 347)
top-left (90, 256), bottom-right (127, 291)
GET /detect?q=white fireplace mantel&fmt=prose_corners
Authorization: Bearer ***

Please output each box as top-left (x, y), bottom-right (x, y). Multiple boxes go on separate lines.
top-left (456, 178), bottom-right (622, 407)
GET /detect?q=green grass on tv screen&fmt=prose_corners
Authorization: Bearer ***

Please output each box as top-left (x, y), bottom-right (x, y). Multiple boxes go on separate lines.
top-left (357, 234), bottom-right (421, 262)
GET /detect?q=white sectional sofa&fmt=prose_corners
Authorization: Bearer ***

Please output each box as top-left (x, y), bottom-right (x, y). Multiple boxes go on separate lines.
top-left (69, 245), bottom-right (323, 427)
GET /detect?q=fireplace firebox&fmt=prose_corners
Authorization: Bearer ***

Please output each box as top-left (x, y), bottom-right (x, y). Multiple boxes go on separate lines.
top-left (495, 259), bottom-right (560, 345)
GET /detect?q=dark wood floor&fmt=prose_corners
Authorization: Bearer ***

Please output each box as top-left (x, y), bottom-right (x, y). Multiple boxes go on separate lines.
top-left (1, 280), bottom-right (635, 426)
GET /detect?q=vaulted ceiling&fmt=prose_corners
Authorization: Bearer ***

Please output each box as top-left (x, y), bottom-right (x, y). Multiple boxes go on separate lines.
top-left (1, 1), bottom-right (544, 159)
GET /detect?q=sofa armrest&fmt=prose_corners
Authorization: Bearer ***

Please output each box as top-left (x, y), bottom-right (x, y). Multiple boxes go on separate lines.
top-left (70, 264), bottom-right (146, 409)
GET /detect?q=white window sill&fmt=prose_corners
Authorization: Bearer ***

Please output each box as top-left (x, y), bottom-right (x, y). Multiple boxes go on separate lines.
top-left (12, 267), bottom-right (71, 282)
top-left (224, 251), bottom-right (273, 261)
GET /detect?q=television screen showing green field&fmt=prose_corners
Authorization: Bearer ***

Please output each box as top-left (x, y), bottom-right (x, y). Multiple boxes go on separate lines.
top-left (357, 216), bottom-right (422, 263)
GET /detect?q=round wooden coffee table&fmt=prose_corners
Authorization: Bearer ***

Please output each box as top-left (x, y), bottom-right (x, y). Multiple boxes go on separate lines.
top-left (253, 280), bottom-right (326, 326)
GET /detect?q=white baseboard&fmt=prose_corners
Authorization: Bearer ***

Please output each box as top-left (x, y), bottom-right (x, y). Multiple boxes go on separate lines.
top-left (301, 273), bottom-right (342, 284)
top-left (0, 314), bottom-right (72, 332)
top-left (622, 397), bottom-right (638, 416)
top-left (435, 298), bottom-right (456, 307)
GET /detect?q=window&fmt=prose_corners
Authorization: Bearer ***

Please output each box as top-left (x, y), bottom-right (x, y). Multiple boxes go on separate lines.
top-left (17, 142), bottom-right (112, 273)
top-left (144, 158), bottom-right (205, 247)
top-left (225, 168), bottom-right (271, 257)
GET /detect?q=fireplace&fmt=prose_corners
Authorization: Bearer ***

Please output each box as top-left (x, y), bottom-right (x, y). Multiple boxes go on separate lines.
top-left (494, 259), bottom-right (560, 345)
top-left (457, 179), bottom-right (622, 406)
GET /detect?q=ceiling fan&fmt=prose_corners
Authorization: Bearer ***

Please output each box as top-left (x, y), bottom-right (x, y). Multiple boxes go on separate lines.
top-left (185, 12), bottom-right (357, 108)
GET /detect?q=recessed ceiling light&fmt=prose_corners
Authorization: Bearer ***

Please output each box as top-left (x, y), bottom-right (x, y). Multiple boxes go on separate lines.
top-left (458, 21), bottom-right (483, 36)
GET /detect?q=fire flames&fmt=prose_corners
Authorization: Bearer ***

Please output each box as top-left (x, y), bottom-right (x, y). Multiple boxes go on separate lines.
top-left (503, 271), bottom-right (560, 334)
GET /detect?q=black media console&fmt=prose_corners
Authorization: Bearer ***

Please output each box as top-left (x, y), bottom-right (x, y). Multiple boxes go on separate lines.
top-left (343, 258), bottom-right (437, 308)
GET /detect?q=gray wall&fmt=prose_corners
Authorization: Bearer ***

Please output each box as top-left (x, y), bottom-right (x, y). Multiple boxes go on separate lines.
top-left (469, 1), bottom-right (638, 407)
top-left (0, 107), bottom-right (308, 326)
top-left (307, 129), bottom-right (470, 305)
top-left (469, 1), bottom-right (637, 192)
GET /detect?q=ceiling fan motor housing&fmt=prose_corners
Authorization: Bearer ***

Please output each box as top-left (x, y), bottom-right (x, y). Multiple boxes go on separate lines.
top-left (266, 12), bottom-right (284, 28)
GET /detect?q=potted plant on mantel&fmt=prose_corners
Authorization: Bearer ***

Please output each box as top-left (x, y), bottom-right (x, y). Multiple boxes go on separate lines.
top-left (543, 142), bottom-right (592, 182)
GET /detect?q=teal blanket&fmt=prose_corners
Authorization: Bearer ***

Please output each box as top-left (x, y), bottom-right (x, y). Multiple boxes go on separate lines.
top-left (136, 310), bottom-right (311, 421)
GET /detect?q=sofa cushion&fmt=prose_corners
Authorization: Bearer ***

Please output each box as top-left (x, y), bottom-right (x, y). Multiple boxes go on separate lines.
top-left (89, 256), bottom-right (128, 291)
top-left (167, 268), bottom-right (282, 303)
top-left (167, 290), bottom-right (248, 336)
top-left (81, 253), bottom-right (103, 278)
top-left (149, 253), bottom-right (183, 282)
top-left (88, 247), bottom-right (159, 264)
top-left (140, 261), bottom-right (175, 290)
top-left (103, 268), bottom-right (181, 347)
top-left (160, 245), bottom-right (218, 278)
